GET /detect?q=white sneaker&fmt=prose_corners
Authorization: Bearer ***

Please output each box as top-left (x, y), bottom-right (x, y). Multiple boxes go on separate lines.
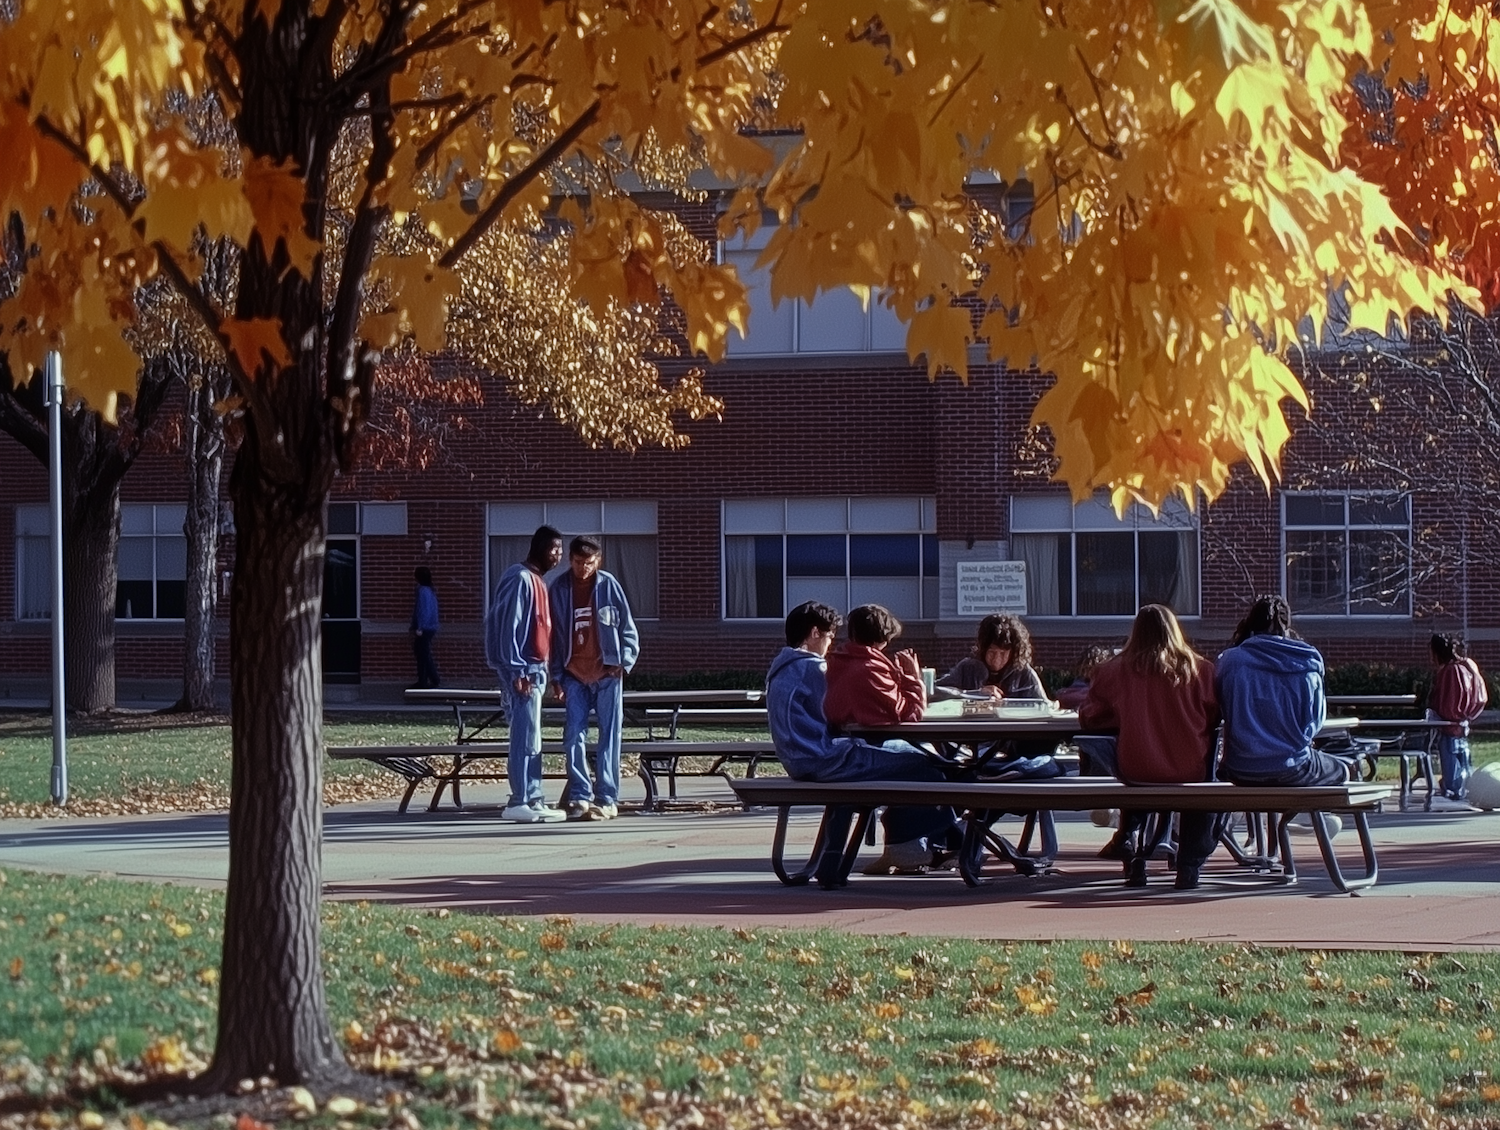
top-left (1287, 812), bottom-right (1343, 837)
top-left (1090, 808), bottom-right (1119, 828)
top-left (595, 802), bottom-right (618, 820)
top-left (502, 803), bottom-right (564, 824)
top-left (565, 800), bottom-right (594, 821)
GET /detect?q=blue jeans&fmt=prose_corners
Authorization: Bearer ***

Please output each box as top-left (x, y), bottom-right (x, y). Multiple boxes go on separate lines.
top-left (1439, 734), bottom-right (1471, 798)
top-left (502, 665), bottom-right (548, 808)
top-left (560, 671), bottom-right (623, 806)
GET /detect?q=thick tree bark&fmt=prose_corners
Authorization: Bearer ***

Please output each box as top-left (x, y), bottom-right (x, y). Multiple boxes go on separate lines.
top-left (202, 451), bottom-right (350, 1089)
top-left (178, 366), bottom-right (228, 712)
top-left (61, 480), bottom-right (120, 712)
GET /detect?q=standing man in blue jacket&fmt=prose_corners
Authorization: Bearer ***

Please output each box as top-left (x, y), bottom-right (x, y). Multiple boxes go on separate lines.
top-left (549, 536), bottom-right (639, 820)
top-left (485, 525), bottom-right (565, 823)
top-left (1216, 594), bottom-right (1347, 786)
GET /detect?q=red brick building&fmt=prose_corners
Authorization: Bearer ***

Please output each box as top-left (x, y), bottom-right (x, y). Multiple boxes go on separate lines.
top-left (3, 244), bottom-right (1495, 699)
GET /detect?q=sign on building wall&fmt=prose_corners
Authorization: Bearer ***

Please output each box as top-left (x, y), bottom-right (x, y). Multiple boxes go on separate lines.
top-left (956, 561), bottom-right (1028, 616)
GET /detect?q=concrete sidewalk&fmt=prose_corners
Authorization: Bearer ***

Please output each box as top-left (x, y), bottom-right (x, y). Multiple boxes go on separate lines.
top-left (3, 780), bottom-right (1497, 950)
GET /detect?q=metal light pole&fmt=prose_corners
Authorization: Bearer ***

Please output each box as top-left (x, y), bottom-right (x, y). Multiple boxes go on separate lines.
top-left (45, 351), bottom-right (67, 807)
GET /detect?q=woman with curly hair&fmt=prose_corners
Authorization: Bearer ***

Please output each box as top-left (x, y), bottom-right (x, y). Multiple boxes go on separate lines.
top-left (936, 613), bottom-right (1049, 702)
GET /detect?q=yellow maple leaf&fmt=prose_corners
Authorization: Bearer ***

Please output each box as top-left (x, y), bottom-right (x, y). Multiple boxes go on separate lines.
top-left (243, 155), bottom-right (320, 275)
top-left (906, 300), bottom-right (972, 380)
top-left (221, 318), bottom-right (291, 377)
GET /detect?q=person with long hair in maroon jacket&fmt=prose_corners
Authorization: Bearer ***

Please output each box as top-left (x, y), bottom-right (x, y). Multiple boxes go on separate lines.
top-left (1080, 604), bottom-right (1220, 889)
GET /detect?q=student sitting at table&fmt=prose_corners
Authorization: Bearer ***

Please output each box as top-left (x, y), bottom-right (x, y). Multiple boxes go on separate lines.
top-left (1080, 604), bottom-right (1220, 889)
top-left (823, 604), bottom-right (927, 727)
top-left (1055, 644), bottom-right (1115, 712)
top-left (767, 602), bottom-right (958, 879)
top-left (1215, 594), bottom-right (1346, 788)
top-left (934, 614), bottom-right (1050, 702)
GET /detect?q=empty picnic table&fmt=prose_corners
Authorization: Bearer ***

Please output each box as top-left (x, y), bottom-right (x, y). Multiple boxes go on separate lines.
top-left (402, 686), bottom-right (765, 741)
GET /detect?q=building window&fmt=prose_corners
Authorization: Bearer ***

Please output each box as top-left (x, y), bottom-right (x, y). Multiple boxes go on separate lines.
top-left (487, 500), bottom-right (658, 619)
top-left (14, 504), bottom-right (50, 621)
top-left (1283, 492), bottom-right (1411, 616)
top-left (720, 224), bottom-right (908, 356)
top-left (1010, 494), bottom-right (1200, 617)
top-left (118, 504), bottom-right (188, 620)
top-left (723, 497), bottom-right (938, 620)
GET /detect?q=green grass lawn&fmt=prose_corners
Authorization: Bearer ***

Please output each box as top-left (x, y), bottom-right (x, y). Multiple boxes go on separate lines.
top-left (2, 869), bottom-right (1499, 1128)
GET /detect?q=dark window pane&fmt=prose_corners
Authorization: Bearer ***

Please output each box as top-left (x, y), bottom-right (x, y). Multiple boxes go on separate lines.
top-left (1284, 495), bottom-right (1344, 526)
top-left (1076, 532), bottom-right (1135, 615)
top-left (1349, 530), bottom-right (1409, 614)
top-left (787, 534), bottom-right (845, 577)
top-left (1056, 537), bottom-right (1072, 616)
top-left (155, 580), bottom-right (186, 620)
top-left (116, 580), bottom-right (154, 619)
top-left (755, 535), bottom-right (783, 618)
top-left (324, 539), bottom-right (359, 619)
top-left (850, 534), bottom-right (919, 576)
top-left (1285, 529), bottom-right (1346, 614)
top-left (922, 534), bottom-right (939, 577)
top-left (1349, 494), bottom-right (1409, 527)
top-left (601, 534), bottom-right (658, 619)
top-left (327, 503), bottom-right (358, 535)
top-left (1138, 531), bottom-right (1183, 609)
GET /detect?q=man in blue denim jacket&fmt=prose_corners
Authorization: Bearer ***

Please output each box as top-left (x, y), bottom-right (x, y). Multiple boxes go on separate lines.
top-left (485, 525), bottom-right (565, 823)
top-left (549, 536), bottom-right (640, 820)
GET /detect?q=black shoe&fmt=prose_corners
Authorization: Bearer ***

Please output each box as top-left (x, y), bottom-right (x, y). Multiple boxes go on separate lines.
top-left (1098, 832), bottom-right (1132, 861)
top-left (1174, 865), bottom-right (1201, 891)
top-left (1124, 857), bottom-right (1148, 887)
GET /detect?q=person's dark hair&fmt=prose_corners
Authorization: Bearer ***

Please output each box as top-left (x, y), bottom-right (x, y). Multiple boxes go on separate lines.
top-left (414, 566), bottom-right (433, 588)
top-left (1431, 633), bottom-right (1460, 665)
top-left (974, 614), bottom-right (1032, 673)
top-left (846, 604), bottom-right (902, 646)
top-left (785, 601), bottom-right (842, 647)
top-left (570, 535), bottom-right (602, 558)
top-left (528, 525), bottom-right (564, 563)
top-left (1119, 604), bottom-right (1201, 686)
top-left (1239, 594), bottom-right (1295, 640)
top-left (1073, 643), bottom-right (1114, 683)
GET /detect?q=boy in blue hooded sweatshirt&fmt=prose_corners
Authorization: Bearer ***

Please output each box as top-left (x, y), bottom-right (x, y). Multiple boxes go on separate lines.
top-left (766, 601), bottom-right (958, 884)
top-left (1216, 595), bottom-right (1348, 786)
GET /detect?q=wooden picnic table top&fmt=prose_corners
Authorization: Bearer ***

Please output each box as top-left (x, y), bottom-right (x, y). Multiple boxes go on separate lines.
top-left (1327, 694), bottom-right (1418, 707)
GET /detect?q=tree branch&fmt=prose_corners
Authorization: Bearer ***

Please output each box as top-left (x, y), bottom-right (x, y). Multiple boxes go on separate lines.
top-left (438, 98), bottom-right (601, 269)
top-left (413, 94), bottom-right (494, 173)
top-left (697, 6), bottom-right (788, 69)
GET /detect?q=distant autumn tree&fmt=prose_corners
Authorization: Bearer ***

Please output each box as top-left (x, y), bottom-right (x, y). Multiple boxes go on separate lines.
top-left (0, 0), bottom-right (1478, 1099)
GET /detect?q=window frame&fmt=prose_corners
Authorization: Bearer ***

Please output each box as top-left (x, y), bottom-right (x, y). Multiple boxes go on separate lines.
top-left (116, 503), bottom-right (189, 622)
top-left (1008, 493), bottom-right (1202, 619)
top-left (1280, 490), bottom-right (1413, 619)
top-left (718, 224), bottom-right (907, 357)
top-left (720, 497), bottom-right (939, 621)
top-left (485, 500), bottom-right (659, 621)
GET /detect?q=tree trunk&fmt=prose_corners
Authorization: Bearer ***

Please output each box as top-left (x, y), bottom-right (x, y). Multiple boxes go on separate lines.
top-left (202, 452), bottom-right (351, 1089)
top-left (179, 369), bottom-right (226, 712)
top-left (62, 477), bottom-right (119, 713)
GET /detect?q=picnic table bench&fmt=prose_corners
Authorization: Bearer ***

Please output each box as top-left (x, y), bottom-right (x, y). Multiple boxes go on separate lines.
top-left (729, 777), bottom-right (1391, 895)
top-left (402, 687), bottom-right (765, 741)
top-left (328, 738), bottom-right (780, 813)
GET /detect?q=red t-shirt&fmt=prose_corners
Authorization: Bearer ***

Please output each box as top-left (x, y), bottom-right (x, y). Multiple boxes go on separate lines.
top-left (528, 569), bottom-right (551, 663)
top-left (824, 643), bottom-right (926, 728)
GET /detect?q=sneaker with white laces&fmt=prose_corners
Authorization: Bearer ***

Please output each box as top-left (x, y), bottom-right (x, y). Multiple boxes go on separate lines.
top-left (565, 800), bottom-right (594, 821)
top-left (595, 802), bottom-right (618, 819)
top-left (502, 802), bottom-right (565, 823)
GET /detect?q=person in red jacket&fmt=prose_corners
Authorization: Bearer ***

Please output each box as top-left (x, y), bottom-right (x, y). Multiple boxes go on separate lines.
top-left (824, 604), bottom-right (927, 728)
top-left (1429, 633), bottom-right (1490, 801)
top-left (1080, 604), bottom-right (1220, 889)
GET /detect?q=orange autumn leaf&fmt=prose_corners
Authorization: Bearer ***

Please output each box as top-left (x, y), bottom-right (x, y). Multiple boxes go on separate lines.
top-left (221, 318), bottom-right (292, 377)
top-left (243, 155), bottom-right (320, 275)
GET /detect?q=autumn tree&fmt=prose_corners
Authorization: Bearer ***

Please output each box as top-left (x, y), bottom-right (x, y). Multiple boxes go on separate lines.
top-left (0, 0), bottom-right (1479, 1097)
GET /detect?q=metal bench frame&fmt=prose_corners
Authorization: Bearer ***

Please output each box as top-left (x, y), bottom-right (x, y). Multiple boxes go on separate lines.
top-left (730, 778), bottom-right (1390, 895)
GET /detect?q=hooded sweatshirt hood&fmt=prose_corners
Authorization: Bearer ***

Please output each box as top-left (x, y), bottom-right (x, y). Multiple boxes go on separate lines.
top-left (1215, 633), bottom-right (1327, 775)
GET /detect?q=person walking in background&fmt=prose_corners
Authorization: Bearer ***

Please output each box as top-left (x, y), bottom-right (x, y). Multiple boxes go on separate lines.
top-left (1429, 633), bottom-right (1489, 801)
top-left (484, 525), bottom-right (566, 824)
top-left (549, 536), bottom-right (639, 821)
top-left (1080, 605), bottom-right (1220, 889)
top-left (935, 614), bottom-right (1050, 702)
top-left (410, 566), bottom-right (441, 689)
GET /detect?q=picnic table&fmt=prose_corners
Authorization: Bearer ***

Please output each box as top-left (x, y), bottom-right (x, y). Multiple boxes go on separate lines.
top-left (1327, 694), bottom-right (1418, 708)
top-left (1339, 716), bottom-right (1447, 809)
top-left (402, 686), bottom-right (765, 741)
